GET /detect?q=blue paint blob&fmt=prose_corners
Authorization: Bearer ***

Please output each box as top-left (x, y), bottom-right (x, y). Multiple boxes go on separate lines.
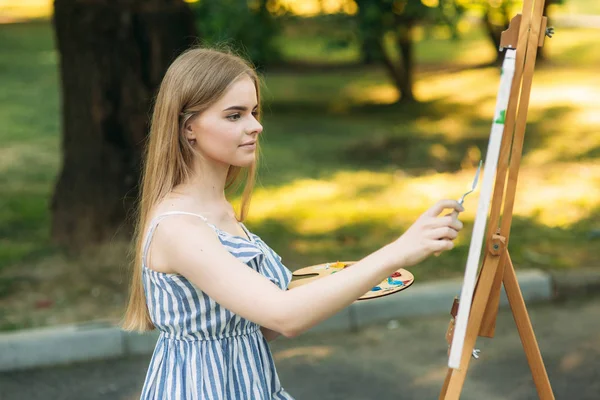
top-left (387, 277), bottom-right (404, 286)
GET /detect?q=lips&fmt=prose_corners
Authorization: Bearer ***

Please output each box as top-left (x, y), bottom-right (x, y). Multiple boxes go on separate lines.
top-left (240, 141), bottom-right (256, 146)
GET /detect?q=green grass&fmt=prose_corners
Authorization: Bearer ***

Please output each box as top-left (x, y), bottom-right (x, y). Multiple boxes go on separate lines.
top-left (0, 18), bottom-right (599, 331)
top-left (0, 21), bottom-right (60, 272)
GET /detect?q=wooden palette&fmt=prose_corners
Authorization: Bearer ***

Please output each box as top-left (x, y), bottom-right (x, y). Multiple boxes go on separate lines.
top-left (289, 261), bottom-right (414, 300)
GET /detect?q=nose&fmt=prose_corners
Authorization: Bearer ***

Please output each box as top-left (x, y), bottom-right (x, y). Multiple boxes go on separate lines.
top-left (247, 116), bottom-right (263, 135)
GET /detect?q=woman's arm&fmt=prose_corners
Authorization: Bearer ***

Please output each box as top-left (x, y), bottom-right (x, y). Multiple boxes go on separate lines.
top-left (153, 200), bottom-right (463, 338)
top-left (157, 216), bottom-right (398, 338)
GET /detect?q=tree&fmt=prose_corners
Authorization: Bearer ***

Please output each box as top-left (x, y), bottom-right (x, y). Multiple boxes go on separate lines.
top-left (354, 0), bottom-right (464, 103)
top-left (190, 0), bottom-right (282, 69)
top-left (51, 0), bottom-right (198, 248)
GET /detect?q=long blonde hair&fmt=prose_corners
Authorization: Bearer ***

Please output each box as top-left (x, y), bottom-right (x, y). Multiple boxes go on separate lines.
top-left (122, 47), bottom-right (262, 331)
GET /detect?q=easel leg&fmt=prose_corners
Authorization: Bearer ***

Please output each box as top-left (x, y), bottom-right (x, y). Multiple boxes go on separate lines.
top-left (503, 253), bottom-right (555, 399)
top-left (479, 257), bottom-right (505, 338)
top-left (439, 253), bottom-right (505, 400)
top-left (441, 249), bottom-right (555, 399)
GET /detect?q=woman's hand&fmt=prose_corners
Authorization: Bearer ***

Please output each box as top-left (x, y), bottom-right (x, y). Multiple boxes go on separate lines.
top-left (391, 199), bottom-right (464, 268)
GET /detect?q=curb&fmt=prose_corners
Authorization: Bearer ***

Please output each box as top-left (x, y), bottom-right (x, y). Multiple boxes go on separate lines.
top-left (0, 268), bottom-right (593, 372)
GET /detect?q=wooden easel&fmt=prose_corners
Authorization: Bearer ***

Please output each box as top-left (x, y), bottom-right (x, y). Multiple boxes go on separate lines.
top-left (439, 0), bottom-right (555, 399)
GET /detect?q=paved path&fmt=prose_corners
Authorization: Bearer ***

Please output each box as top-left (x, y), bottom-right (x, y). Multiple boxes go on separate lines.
top-left (1, 295), bottom-right (599, 399)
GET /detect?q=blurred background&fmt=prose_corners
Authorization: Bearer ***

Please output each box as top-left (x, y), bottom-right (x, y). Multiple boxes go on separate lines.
top-left (0, 0), bottom-right (598, 339)
top-left (1, 1), bottom-right (600, 399)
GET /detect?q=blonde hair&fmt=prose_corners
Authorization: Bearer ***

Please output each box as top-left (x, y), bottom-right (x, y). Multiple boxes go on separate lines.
top-left (122, 47), bottom-right (261, 331)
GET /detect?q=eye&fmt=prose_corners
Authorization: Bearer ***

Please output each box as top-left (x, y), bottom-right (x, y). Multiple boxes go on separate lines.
top-left (226, 113), bottom-right (241, 121)
top-left (252, 110), bottom-right (259, 118)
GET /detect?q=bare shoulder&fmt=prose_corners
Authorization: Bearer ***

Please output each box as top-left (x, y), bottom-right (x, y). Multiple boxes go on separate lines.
top-left (144, 195), bottom-right (218, 274)
top-left (148, 192), bottom-right (200, 221)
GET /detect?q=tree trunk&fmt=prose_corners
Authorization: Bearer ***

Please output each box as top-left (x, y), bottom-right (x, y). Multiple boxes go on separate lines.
top-left (354, 0), bottom-right (379, 65)
top-left (483, 9), bottom-right (501, 62)
top-left (360, 39), bottom-right (379, 65)
top-left (52, 0), bottom-right (198, 248)
top-left (396, 24), bottom-right (414, 103)
top-left (483, 7), bottom-right (509, 65)
top-left (377, 24), bottom-right (416, 104)
top-left (378, 38), bottom-right (405, 101)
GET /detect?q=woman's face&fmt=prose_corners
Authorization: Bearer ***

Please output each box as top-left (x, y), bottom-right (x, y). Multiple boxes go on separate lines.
top-left (185, 74), bottom-right (262, 168)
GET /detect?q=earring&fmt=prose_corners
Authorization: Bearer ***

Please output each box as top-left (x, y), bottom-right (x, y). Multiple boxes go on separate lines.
top-left (188, 138), bottom-right (196, 145)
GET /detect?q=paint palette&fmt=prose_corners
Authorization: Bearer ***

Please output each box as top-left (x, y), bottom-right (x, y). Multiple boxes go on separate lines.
top-left (289, 261), bottom-right (414, 301)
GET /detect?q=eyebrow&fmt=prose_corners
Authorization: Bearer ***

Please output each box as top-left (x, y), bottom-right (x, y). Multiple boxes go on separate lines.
top-left (223, 105), bottom-right (258, 112)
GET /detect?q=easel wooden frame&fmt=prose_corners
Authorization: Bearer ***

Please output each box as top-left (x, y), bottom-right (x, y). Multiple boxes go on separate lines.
top-left (439, 0), bottom-right (555, 399)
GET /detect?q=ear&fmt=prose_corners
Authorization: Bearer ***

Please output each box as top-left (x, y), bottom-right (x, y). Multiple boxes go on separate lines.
top-left (183, 117), bottom-right (196, 142)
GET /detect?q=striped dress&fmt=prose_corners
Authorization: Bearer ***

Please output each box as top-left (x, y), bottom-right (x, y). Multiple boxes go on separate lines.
top-left (140, 211), bottom-right (295, 399)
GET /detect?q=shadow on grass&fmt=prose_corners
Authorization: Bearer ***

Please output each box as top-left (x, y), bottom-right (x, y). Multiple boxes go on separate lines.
top-left (259, 98), bottom-right (590, 189)
top-left (342, 133), bottom-right (489, 173)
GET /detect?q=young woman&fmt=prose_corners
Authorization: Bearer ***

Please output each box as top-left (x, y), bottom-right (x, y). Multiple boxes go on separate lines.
top-left (123, 47), bottom-right (464, 399)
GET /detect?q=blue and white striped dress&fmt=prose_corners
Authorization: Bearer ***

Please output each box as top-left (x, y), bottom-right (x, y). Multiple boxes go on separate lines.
top-left (140, 211), bottom-right (295, 399)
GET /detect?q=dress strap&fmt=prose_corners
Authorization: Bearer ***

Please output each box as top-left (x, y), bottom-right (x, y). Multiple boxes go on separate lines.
top-left (142, 211), bottom-right (210, 268)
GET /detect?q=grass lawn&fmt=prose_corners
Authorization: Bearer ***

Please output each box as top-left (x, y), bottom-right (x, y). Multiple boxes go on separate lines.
top-left (0, 17), bottom-right (598, 331)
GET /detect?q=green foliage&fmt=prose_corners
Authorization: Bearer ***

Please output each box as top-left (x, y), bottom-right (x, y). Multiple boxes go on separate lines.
top-left (190, 0), bottom-right (282, 68)
top-left (351, 1), bottom-right (468, 100)
top-left (355, 0), bottom-right (466, 41)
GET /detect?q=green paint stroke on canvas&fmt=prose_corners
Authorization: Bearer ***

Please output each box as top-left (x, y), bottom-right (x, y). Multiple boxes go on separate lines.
top-left (494, 109), bottom-right (506, 124)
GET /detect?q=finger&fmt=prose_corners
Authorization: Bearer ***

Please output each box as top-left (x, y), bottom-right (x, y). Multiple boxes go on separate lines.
top-left (429, 215), bottom-right (454, 228)
top-left (429, 226), bottom-right (458, 241)
top-left (448, 210), bottom-right (459, 219)
top-left (447, 211), bottom-right (463, 231)
top-left (425, 200), bottom-right (464, 218)
top-left (443, 210), bottom-right (459, 218)
top-left (431, 239), bottom-right (455, 253)
top-left (429, 215), bottom-right (463, 231)
top-left (449, 217), bottom-right (463, 231)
